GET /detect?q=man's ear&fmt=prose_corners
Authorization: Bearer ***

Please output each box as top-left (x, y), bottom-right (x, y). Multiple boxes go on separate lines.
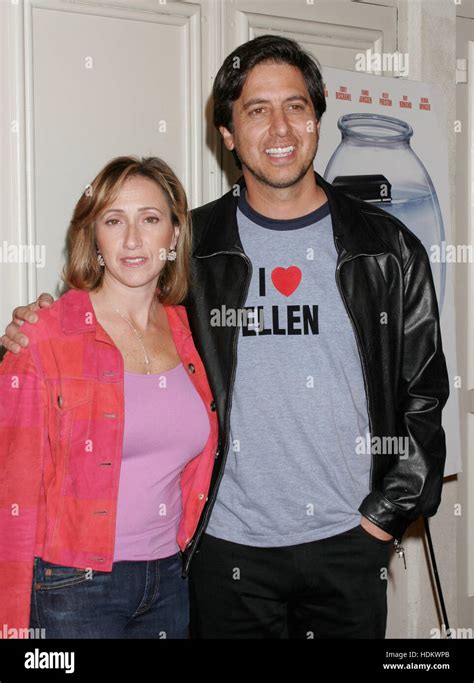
top-left (219, 125), bottom-right (235, 151)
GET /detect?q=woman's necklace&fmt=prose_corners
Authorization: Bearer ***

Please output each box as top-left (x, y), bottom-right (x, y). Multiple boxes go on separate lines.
top-left (110, 299), bottom-right (157, 375)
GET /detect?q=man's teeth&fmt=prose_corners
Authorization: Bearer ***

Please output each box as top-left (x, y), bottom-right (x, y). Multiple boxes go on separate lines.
top-left (265, 146), bottom-right (295, 156)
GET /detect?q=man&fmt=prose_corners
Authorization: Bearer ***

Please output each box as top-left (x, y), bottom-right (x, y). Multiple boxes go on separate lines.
top-left (1, 35), bottom-right (449, 638)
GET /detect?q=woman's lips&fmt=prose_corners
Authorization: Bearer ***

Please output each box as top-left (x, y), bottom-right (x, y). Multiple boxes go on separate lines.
top-left (120, 256), bottom-right (149, 268)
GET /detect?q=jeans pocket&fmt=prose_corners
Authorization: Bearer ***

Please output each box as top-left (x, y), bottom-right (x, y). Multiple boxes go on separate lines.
top-left (356, 524), bottom-right (393, 545)
top-left (34, 556), bottom-right (94, 590)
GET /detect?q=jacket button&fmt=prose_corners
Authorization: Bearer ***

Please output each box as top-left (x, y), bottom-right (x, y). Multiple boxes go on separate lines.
top-left (198, 493), bottom-right (205, 500)
top-left (215, 449), bottom-right (220, 460)
top-left (210, 400), bottom-right (216, 411)
top-left (187, 363), bottom-right (195, 374)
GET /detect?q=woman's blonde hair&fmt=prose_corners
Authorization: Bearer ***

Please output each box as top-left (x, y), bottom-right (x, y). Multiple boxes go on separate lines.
top-left (62, 156), bottom-right (191, 304)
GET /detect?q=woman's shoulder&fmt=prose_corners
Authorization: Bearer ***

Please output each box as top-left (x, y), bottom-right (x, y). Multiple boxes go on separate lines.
top-left (15, 290), bottom-right (74, 344)
top-left (0, 294), bottom-right (62, 372)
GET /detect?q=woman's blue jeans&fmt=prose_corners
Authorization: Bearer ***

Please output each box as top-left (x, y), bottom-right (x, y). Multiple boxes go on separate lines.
top-left (29, 552), bottom-right (189, 638)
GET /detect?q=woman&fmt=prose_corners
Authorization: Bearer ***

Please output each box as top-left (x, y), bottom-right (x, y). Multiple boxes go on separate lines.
top-left (0, 156), bottom-right (218, 638)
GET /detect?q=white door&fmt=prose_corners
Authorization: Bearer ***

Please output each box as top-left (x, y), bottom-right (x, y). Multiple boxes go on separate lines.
top-left (1, 0), bottom-right (204, 305)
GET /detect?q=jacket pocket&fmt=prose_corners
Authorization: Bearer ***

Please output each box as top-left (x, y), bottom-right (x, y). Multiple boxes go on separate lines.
top-left (49, 378), bottom-right (93, 445)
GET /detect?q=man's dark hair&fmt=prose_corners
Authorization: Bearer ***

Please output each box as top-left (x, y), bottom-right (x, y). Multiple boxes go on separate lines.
top-left (213, 34), bottom-right (327, 134)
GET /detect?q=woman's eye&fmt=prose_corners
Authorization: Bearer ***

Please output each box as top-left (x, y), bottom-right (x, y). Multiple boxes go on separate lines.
top-left (144, 216), bottom-right (159, 224)
top-left (105, 218), bottom-right (120, 225)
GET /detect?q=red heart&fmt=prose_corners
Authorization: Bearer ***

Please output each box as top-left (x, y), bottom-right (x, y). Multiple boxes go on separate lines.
top-left (271, 266), bottom-right (302, 297)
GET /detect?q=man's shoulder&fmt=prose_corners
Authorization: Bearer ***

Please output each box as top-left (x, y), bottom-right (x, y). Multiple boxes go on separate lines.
top-left (191, 195), bottom-right (224, 233)
top-left (191, 196), bottom-right (221, 220)
top-left (357, 196), bottom-right (421, 250)
top-left (335, 187), bottom-right (423, 264)
top-left (190, 184), bottom-right (238, 234)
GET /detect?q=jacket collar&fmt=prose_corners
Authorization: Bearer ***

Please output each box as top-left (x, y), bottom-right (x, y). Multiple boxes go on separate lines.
top-left (193, 170), bottom-right (388, 259)
top-left (60, 288), bottom-right (191, 343)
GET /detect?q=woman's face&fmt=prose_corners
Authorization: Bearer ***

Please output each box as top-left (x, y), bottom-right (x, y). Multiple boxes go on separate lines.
top-left (94, 175), bottom-right (179, 291)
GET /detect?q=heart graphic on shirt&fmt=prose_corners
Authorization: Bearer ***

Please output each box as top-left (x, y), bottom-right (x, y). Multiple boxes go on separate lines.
top-left (271, 266), bottom-right (302, 297)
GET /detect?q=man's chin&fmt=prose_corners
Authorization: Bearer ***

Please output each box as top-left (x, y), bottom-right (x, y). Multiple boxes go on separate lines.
top-left (243, 160), bottom-right (314, 190)
top-left (263, 175), bottom-right (305, 189)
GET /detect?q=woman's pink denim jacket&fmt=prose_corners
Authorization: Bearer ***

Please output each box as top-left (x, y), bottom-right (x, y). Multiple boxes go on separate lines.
top-left (0, 288), bottom-right (219, 635)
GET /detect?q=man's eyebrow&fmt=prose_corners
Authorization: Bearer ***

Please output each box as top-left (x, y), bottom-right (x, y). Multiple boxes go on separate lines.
top-left (242, 97), bottom-right (270, 110)
top-left (285, 95), bottom-right (309, 104)
top-left (242, 95), bottom-right (309, 110)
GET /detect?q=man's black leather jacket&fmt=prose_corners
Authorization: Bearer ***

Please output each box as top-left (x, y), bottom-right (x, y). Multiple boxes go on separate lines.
top-left (181, 170), bottom-right (449, 577)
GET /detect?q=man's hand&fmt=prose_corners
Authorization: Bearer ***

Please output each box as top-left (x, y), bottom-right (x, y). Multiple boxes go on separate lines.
top-left (360, 516), bottom-right (393, 542)
top-left (1, 293), bottom-right (55, 353)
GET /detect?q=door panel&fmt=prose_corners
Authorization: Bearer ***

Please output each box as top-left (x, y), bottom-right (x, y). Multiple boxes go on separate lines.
top-left (23, 0), bottom-right (202, 298)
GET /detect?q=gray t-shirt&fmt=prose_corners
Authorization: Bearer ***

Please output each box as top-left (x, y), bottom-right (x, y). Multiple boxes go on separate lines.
top-left (205, 191), bottom-right (371, 546)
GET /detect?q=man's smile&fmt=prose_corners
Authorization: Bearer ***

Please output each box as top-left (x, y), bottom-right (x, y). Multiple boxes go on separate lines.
top-left (264, 145), bottom-right (297, 162)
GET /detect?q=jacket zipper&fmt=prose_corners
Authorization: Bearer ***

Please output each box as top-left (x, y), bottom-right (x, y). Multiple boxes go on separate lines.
top-left (335, 245), bottom-right (405, 565)
top-left (183, 250), bottom-right (252, 574)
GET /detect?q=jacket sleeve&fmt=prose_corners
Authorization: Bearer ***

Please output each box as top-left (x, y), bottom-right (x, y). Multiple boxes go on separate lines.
top-left (359, 240), bottom-right (450, 539)
top-left (0, 346), bottom-right (48, 637)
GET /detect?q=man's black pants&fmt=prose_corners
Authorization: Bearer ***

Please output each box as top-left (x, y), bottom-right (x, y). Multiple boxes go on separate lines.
top-left (189, 523), bottom-right (391, 638)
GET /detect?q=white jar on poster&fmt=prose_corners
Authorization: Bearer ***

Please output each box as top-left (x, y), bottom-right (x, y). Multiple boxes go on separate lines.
top-left (324, 113), bottom-right (445, 312)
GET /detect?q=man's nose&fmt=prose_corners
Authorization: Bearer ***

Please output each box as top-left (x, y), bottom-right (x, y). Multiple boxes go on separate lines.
top-left (269, 109), bottom-right (291, 137)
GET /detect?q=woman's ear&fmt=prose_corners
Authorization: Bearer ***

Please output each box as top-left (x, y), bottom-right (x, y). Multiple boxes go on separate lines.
top-left (172, 225), bottom-right (180, 250)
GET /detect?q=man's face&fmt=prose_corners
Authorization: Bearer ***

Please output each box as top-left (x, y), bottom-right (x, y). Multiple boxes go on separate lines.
top-left (219, 61), bottom-right (320, 189)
